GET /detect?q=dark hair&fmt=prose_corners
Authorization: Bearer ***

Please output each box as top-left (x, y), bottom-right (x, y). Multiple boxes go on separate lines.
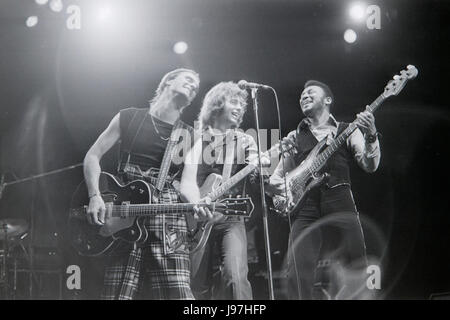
top-left (304, 80), bottom-right (334, 107)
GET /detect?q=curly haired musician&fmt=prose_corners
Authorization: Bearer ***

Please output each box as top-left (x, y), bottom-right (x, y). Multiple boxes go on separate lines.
top-left (179, 82), bottom-right (260, 300)
top-left (267, 80), bottom-right (381, 299)
top-left (83, 68), bottom-right (201, 299)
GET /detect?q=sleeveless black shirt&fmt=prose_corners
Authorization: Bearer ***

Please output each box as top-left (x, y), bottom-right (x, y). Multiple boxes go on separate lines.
top-left (118, 107), bottom-right (192, 175)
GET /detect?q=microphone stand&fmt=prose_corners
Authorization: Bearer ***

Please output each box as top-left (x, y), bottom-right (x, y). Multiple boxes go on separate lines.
top-left (250, 88), bottom-right (275, 300)
top-left (0, 163), bottom-right (83, 192)
top-left (1, 223), bottom-right (9, 299)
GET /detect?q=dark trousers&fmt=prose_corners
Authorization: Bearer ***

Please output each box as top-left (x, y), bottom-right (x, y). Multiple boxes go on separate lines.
top-left (287, 185), bottom-right (368, 300)
top-left (190, 219), bottom-right (252, 300)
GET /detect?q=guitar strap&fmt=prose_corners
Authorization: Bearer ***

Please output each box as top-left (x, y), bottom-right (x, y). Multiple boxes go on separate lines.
top-left (154, 119), bottom-right (184, 192)
top-left (119, 107), bottom-right (184, 192)
top-left (220, 131), bottom-right (236, 183)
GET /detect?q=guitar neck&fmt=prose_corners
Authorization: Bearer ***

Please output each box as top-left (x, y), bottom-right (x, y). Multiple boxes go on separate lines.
top-left (208, 164), bottom-right (256, 201)
top-left (208, 143), bottom-right (283, 201)
top-left (310, 93), bottom-right (386, 173)
top-left (72, 203), bottom-right (198, 218)
top-left (111, 203), bottom-right (197, 217)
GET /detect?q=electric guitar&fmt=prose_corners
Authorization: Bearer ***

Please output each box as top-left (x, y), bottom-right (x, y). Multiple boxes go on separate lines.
top-left (69, 172), bottom-right (254, 256)
top-left (187, 140), bottom-right (295, 254)
top-left (272, 65), bottom-right (419, 217)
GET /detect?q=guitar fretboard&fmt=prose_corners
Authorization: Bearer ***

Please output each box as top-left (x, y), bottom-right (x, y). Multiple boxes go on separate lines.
top-left (207, 142), bottom-right (287, 201)
top-left (309, 93), bottom-right (385, 173)
top-left (71, 203), bottom-right (199, 218)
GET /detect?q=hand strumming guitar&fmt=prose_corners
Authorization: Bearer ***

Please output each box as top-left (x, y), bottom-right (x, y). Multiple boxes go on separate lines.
top-left (86, 194), bottom-right (106, 225)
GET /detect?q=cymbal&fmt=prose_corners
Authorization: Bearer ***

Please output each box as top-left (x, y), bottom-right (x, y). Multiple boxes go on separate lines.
top-left (0, 219), bottom-right (29, 240)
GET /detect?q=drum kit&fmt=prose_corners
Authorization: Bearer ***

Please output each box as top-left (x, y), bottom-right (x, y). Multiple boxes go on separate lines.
top-left (0, 218), bottom-right (30, 299)
top-left (0, 163), bottom-right (82, 300)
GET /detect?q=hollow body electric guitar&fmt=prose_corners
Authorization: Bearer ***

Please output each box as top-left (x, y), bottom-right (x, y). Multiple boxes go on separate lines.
top-left (69, 172), bottom-right (254, 256)
top-left (187, 141), bottom-right (295, 253)
top-left (272, 65), bottom-right (418, 218)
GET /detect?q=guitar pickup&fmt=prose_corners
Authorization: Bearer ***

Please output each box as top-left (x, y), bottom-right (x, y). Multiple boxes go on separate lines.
top-left (121, 201), bottom-right (130, 218)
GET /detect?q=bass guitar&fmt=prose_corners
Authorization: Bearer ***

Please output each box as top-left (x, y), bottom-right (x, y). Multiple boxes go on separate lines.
top-left (272, 65), bottom-right (418, 217)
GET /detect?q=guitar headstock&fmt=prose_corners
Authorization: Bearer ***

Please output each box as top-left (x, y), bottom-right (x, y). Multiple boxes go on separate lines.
top-left (214, 197), bottom-right (254, 217)
top-left (384, 65), bottom-right (418, 98)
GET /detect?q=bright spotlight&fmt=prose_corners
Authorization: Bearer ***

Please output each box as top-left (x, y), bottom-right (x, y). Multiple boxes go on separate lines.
top-left (98, 6), bottom-right (112, 22)
top-left (35, 0), bottom-right (49, 5)
top-left (344, 29), bottom-right (357, 44)
top-left (349, 2), bottom-right (366, 21)
top-left (49, 0), bottom-right (63, 13)
top-left (26, 16), bottom-right (39, 28)
top-left (173, 41), bottom-right (188, 54)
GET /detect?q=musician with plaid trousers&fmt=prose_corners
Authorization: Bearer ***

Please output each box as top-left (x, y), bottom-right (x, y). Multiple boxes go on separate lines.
top-left (83, 68), bottom-right (202, 299)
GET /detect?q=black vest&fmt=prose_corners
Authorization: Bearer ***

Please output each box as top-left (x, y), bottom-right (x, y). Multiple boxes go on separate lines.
top-left (294, 121), bottom-right (353, 188)
top-left (117, 107), bottom-right (189, 175)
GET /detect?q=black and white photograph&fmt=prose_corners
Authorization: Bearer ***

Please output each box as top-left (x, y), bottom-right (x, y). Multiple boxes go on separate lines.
top-left (0, 0), bottom-right (449, 303)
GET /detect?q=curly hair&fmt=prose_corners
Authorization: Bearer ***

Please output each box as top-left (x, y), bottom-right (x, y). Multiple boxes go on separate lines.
top-left (149, 68), bottom-right (199, 104)
top-left (198, 81), bottom-right (248, 129)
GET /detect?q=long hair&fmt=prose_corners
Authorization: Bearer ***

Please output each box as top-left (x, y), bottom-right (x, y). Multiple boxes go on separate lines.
top-left (149, 68), bottom-right (199, 105)
top-left (198, 81), bottom-right (248, 130)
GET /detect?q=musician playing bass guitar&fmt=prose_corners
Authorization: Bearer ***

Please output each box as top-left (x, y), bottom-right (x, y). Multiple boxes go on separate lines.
top-left (83, 68), bottom-right (206, 300)
top-left (266, 80), bottom-right (381, 300)
top-left (180, 82), bottom-right (268, 300)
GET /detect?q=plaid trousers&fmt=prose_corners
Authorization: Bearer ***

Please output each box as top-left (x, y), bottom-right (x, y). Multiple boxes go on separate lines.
top-left (101, 165), bottom-right (194, 300)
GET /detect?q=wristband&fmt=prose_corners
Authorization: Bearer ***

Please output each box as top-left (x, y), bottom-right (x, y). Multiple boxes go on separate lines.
top-left (365, 132), bottom-right (380, 144)
top-left (89, 193), bottom-right (100, 199)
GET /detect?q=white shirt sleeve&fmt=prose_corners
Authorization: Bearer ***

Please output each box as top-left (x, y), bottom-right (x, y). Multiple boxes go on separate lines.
top-left (347, 128), bottom-right (381, 173)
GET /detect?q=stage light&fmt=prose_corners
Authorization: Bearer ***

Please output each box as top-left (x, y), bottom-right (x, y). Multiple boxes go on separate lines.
top-left (49, 0), bottom-right (63, 13)
top-left (173, 41), bottom-right (188, 54)
top-left (35, 0), bottom-right (49, 5)
top-left (26, 16), bottom-right (39, 28)
top-left (349, 2), bottom-right (366, 21)
top-left (98, 6), bottom-right (112, 22)
top-left (344, 29), bottom-right (357, 43)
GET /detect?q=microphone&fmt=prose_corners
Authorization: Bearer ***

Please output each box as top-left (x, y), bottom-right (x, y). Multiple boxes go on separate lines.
top-left (237, 80), bottom-right (271, 90)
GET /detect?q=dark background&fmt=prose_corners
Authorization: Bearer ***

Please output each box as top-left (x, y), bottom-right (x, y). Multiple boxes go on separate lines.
top-left (0, 0), bottom-right (449, 299)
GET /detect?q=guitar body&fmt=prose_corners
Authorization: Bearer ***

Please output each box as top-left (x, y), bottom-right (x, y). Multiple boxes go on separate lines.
top-left (186, 173), bottom-right (224, 254)
top-left (273, 139), bottom-right (329, 217)
top-left (199, 173), bottom-right (223, 198)
top-left (68, 172), bottom-right (151, 256)
top-left (188, 173), bottom-right (255, 278)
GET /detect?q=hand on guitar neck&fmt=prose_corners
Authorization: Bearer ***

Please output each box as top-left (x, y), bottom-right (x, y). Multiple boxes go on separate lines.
top-left (193, 196), bottom-right (224, 222)
top-left (355, 105), bottom-right (377, 137)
